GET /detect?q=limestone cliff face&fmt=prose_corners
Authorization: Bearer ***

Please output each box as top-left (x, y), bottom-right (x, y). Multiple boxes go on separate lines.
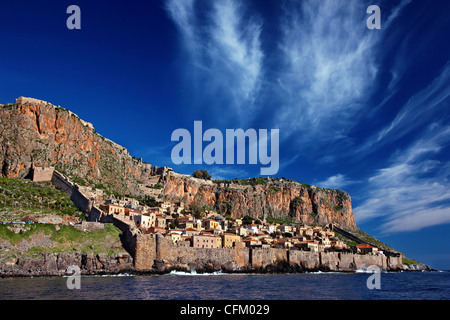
top-left (0, 97), bottom-right (163, 196)
top-left (1, 97), bottom-right (358, 230)
top-left (163, 173), bottom-right (358, 230)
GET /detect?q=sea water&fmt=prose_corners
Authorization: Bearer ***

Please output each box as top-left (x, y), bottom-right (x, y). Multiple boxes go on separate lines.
top-left (1, 271), bottom-right (449, 300)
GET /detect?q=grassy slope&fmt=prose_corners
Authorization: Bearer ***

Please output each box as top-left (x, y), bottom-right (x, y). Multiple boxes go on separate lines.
top-left (0, 223), bottom-right (127, 261)
top-left (0, 177), bottom-right (127, 262)
top-left (337, 227), bottom-right (424, 266)
top-left (0, 177), bottom-right (81, 221)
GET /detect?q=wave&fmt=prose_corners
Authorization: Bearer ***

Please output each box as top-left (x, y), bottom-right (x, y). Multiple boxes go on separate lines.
top-left (305, 271), bottom-right (342, 274)
top-left (355, 268), bottom-right (387, 274)
top-left (166, 270), bottom-right (224, 276)
top-left (62, 273), bottom-right (135, 278)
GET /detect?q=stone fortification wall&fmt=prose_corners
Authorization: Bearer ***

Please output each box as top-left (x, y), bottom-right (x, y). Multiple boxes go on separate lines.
top-left (132, 233), bottom-right (403, 273)
top-left (250, 248), bottom-right (288, 270)
top-left (108, 216), bottom-right (139, 259)
top-left (32, 166), bottom-right (55, 182)
top-left (332, 225), bottom-right (401, 257)
top-left (51, 170), bottom-right (73, 196)
top-left (70, 186), bottom-right (93, 213)
top-left (51, 170), bottom-right (99, 215)
top-left (288, 250), bottom-right (321, 270)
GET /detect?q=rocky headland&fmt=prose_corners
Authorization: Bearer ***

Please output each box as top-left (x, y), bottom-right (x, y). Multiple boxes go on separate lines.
top-left (0, 97), bottom-right (432, 276)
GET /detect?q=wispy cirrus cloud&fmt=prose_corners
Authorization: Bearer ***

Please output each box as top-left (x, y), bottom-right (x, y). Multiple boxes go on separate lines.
top-left (166, 0), bottom-right (413, 140)
top-left (275, 0), bottom-right (382, 144)
top-left (272, 0), bottom-right (415, 166)
top-left (358, 62), bottom-right (450, 156)
top-left (314, 174), bottom-right (360, 190)
top-left (208, 166), bottom-right (250, 181)
top-left (354, 124), bottom-right (450, 233)
top-left (209, 0), bottom-right (263, 108)
top-left (166, 0), bottom-right (264, 124)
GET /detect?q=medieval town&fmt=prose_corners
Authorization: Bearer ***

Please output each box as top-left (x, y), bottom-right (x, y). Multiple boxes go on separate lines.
top-left (98, 195), bottom-right (382, 256)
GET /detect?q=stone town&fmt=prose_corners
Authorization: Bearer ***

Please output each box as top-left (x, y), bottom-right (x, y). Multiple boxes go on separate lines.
top-left (30, 165), bottom-right (397, 274)
top-left (97, 196), bottom-right (381, 256)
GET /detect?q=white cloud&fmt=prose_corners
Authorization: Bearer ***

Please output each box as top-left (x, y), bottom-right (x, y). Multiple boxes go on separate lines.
top-left (208, 166), bottom-right (250, 181)
top-left (271, 0), bottom-right (416, 166)
top-left (358, 62), bottom-right (450, 155)
top-left (275, 0), bottom-right (381, 144)
top-left (165, 0), bottom-right (264, 123)
top-left (165, 0), bottom-right (197, 55)
top-left (209, 0), bottom-right (263, 105)
top-left (354, 124), bottom-right (450, 233)
top-left (382, 206), bottom-right (450, 233)
top-left (314, 174), bottom-right (359, 190)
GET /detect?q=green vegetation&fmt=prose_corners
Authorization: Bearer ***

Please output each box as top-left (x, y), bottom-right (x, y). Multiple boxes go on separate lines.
top-left (333, 232), bottom-right (359, 247)
top-left (1, 104), bottom-right (14, 110)
top-left (215, 200), bottom-right (232, 214)
top-left (212, 177), bottom-right (268, 186)
top-left (224, 214), bottom-right (234, 221)
top-left (335, 190), bottom-right (348, 201)
top-left (265, 216), bottom-right (297, 225)
top-left (0, 223), bottom-right (126, 260)
top-left (192, 170), bottom-right (211, 180)
top-left (189, 201), bottom-right (207, 219)
top-left (241, 215), bottom-right (253, 225)
top-left (146, 183), bottom-right (163, 190)
top-left (351, 229), bottom-right (399, 253)
top-left (292, 196), bottom-right (304, 206)
top-left (70, 175), bottom-right (88, 186)
top-left (240, 215), bottom-right (262, 225)
top-left (402, 257), bottom-right (422, 266)
top-left (333, 227), bottom-right (402, 255)
top-left (268, 186), bottom-right (281, 193)
top-left (0, 177), bottom-right (81, 221)
top-left (138, 195), bottom-right (159, 207)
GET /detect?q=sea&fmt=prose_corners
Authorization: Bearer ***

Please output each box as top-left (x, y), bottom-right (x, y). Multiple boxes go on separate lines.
top-left (1, 270), bottom-right (449, 300)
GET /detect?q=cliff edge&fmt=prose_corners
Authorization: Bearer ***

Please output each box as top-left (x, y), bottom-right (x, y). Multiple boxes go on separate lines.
top-left (1, 97), bottom-right (357, 230)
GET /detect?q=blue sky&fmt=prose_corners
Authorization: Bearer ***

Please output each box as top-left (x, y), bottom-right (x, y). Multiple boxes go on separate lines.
top-left (0, 0), bottom-right (449, 270)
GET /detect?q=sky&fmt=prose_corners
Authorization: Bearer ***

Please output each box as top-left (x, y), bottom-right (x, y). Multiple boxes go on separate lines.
top-left (0, 0), bottom-right (449, 270)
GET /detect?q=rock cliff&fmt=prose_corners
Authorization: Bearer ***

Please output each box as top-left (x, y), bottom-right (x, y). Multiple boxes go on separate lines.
top-left (164, 173), bottom-right (358, 230)
top-left (0, 97), bottom-right (164, 197)
top-left (0, 97), bottom-right (357, 230)
top-left (0, 252), bottom-right (133, 277)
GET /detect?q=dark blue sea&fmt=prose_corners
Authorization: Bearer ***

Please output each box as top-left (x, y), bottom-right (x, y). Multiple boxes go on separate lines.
top-left (1, 271), bottom-right (449, 300)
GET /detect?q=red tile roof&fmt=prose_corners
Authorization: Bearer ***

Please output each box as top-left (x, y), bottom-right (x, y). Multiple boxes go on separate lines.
top-left (357, 244), bottom-right (376, 249)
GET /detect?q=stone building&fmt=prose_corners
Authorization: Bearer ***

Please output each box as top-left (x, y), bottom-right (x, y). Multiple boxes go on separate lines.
top-left (99, 203), bottom-right (125, 215)
top-left (32, 166), bottom-right (55, 182)
top-left (222, 233), bottom-right (241, 248)
top-left (192, 234), bottom-right (217, 249)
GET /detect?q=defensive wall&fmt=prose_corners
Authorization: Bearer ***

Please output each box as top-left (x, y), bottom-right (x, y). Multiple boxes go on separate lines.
top-left (37, 167), bottom-right (404, 274)
top-left (32, 166), bottom-right (55, 182)
top-left (51, 170), bottom-right (93, 213)
top-left (132, 233), bottom-right (403, 274)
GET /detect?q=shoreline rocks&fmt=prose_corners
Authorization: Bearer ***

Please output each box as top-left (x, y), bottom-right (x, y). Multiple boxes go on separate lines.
top-left (0, 252), bottom-right (133, 277)
top-left (0, 253), bottom-right (434, 278)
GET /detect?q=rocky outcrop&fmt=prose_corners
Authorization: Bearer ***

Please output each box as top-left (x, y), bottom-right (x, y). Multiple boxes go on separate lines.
top-left (1, 97), bottom-right (356, 229)
top-left (164, 173), bottom-right (358, 230)
top-left (0, 252), bottom-right (133, 277)
top-left (401, 264), bottom-right (434, 272)
top-left (0, 97), bottom-right (165, 197)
